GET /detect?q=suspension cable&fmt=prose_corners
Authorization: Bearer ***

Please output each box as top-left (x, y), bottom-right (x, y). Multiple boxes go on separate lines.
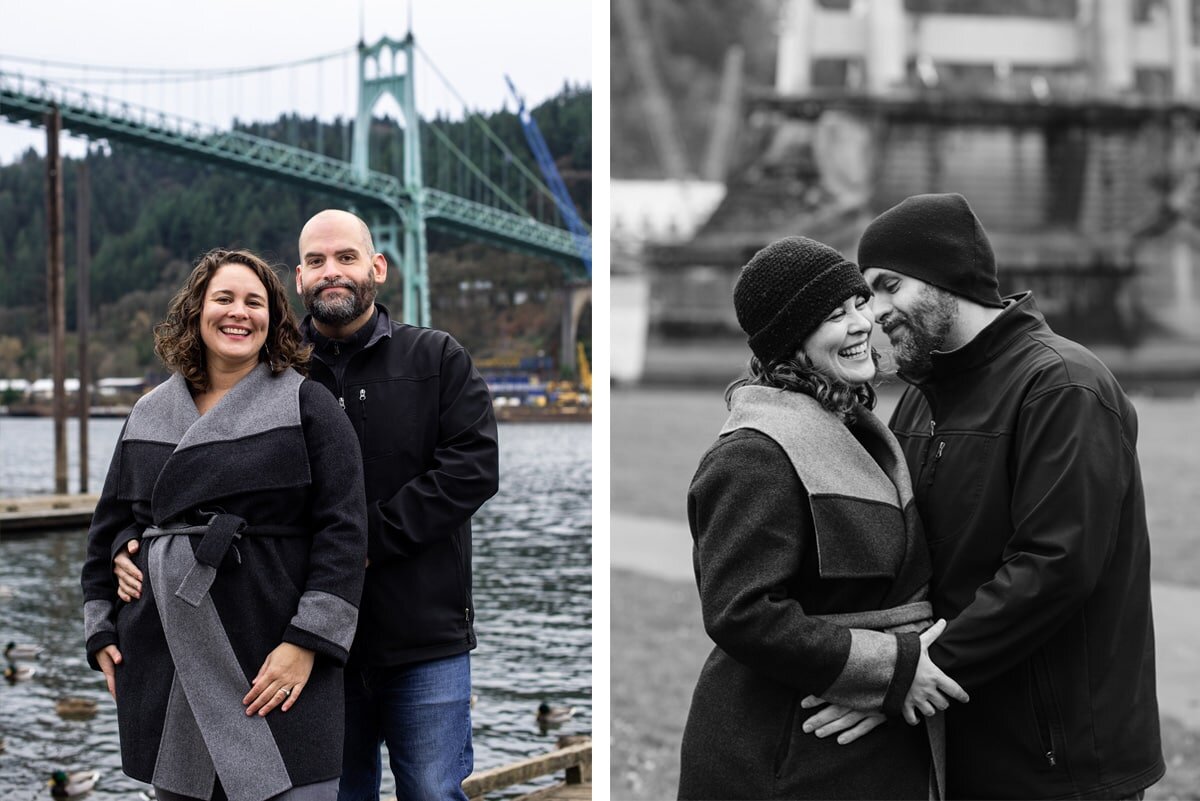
top-left (425, 123), bottom-right (532, 218)
top-left (413, 42), bottom-right (560, 206)
top-left (0, 47), bottom-right (354, 82)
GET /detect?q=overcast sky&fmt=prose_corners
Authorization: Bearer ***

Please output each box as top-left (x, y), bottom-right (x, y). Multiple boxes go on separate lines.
top-left (0, 0), bottom-right (593, 164)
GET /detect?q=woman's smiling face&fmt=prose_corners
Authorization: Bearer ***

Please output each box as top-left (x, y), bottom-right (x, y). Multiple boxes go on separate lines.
top-left (199, 262), bottom-right (270, 372)
top-left (800, 295), bottom-right (876, 385)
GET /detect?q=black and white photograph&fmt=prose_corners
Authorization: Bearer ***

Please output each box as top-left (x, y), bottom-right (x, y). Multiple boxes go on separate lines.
top-left (612, 1), bottom-right (1200, 799)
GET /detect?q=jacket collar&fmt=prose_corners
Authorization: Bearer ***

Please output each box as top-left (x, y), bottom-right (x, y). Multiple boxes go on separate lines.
top-left (900, 291), bottom-right (1046, 384)
top-left (301, 303), bottom-right (393, 361)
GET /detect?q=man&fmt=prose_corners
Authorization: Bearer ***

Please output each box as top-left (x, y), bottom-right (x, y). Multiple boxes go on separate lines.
top-left (115, 209), bottom-right (500, 801)
top-left (805, 193), bottom-right (1163, 799)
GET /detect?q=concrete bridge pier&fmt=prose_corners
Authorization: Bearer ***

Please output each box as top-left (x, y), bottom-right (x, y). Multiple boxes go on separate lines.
top-left (560, 281), bottom-right (591, 378)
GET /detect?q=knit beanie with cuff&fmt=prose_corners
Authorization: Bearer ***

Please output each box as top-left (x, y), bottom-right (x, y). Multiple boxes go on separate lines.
top-left (857, 193), bottom-right (1004, 308)
top-left (734, 236), bottom-right (870, 364)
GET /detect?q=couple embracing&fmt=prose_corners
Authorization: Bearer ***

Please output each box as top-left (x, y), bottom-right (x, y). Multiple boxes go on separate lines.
top-left (680, 194), bottom-right (1164, 800)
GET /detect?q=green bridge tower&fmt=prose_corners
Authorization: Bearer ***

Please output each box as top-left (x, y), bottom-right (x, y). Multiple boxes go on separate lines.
top-left (353, 34), bottom-right (430, 326)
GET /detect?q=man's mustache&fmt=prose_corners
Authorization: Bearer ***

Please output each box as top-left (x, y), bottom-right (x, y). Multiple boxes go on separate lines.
top-left (309, 278), bottom-right (358, 294)
top-left (880, 313), bottom-right (908, 336)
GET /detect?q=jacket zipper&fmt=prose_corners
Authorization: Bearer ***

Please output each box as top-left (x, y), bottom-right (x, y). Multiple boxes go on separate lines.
top-left (920, 418), bottom-right (938, 483)
top-left (1030, 652), bottom-right (1061, 768)
top-left (451, 533), bottom-right (470, 637)
top-left (359, 387), bottom-right (367, 427)
top-left (927, 441), bottom-right (945, 486)
top-left (315, 342), bottom-right (368, 418)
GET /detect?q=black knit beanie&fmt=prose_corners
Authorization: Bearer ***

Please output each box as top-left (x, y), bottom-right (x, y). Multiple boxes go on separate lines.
top-left (857, 193), bottom-right (1004, 308)
top-left (734, 236), bottom-right (870, 364)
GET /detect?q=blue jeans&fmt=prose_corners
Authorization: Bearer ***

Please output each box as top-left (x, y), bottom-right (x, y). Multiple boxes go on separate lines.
top-left (337, 653), bottom-right (473, 801)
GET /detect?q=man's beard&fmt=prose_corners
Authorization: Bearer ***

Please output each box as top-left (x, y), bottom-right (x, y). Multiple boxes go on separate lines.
top-left (303, 274), bottom-right (377, 327)
top-left (883, 286), bottom-right (958, 377)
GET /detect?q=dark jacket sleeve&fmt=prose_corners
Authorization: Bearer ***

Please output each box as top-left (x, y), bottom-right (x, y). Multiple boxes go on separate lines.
top-left (282, 381), bottom-right (368, 665)
top-left (930, 384), bottom-right (1132, 690)
top-left (80, 422), bottom-right (135, 669)
top-left (689, 431), bottom-right (919, 715)
top-left (368, 342), bottom-right (500, 564)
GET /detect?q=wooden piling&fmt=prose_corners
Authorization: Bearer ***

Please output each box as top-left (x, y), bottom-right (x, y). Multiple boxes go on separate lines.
top-left (77, 153), bottom-right (91, 493)
top-left (45, 106), bottom-right (67, 494)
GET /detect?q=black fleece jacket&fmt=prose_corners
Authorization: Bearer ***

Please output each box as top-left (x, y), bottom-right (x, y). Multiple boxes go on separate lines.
top-left (303, 305), bottom-right (499, 666)
top-left (890, 292), bottom-right (1164, 800)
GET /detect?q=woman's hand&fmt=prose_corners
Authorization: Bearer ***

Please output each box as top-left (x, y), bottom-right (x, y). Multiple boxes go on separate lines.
top-left (800, 695), bottom-right (887, 744)
top-left (242, 643), bottom-right (315, 717)
top-left (903, 619), bottom-right (969, 725)
top-left (114, 539), bottom-right (143, 602)
top-left (95, 644), bottom-right (122, 700)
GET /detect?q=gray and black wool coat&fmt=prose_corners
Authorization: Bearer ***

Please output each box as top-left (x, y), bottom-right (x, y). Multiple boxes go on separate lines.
top-left (81, 364), bottom-right (367, 801)
top-left (679, 385), bottom-right (940, 801)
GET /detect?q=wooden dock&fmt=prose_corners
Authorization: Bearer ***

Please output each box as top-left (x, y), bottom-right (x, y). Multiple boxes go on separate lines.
top-left (0, 494), bottom-right (98, 535)
top-left (462, 737), bottom-right (591, 801)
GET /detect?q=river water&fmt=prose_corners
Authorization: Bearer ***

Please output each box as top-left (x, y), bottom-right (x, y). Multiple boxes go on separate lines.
top-left (0, 417), bottom-right (592, 799)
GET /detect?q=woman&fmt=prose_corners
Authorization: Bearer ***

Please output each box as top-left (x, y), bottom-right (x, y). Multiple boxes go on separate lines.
top-left (678, 237), bottom-right (965, 800)
top-left (80, 249), bottom-right (367, 801)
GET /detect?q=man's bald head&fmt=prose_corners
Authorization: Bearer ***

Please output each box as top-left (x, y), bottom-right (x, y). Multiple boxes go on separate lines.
top-left (295, 208), bottom-right (388, 338)
top-left (299, 209), bottom-right (376, 257)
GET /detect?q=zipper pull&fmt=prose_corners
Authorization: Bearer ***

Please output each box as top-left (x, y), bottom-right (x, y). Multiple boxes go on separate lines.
top-left (926, 441), bottom-right (946, 487)
top-left (1046, 750), bottom-right (1057, 767)
top-left (359, 388), bottom-right (366, 402)
top-left (338, 396), bottom-right (345, 410)
top-left (929, 419), bottom-right (937, 438)
top-left (465, 607), bottom-right (471, 623)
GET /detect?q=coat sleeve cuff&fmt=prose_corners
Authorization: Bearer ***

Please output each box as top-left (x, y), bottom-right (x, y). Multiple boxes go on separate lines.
top-left (283, 590), bottom-right (358, 666)
top-left (817, 629), bottom-right (898, 712)
top-left (85, 631), bottom-right (119, 671)
top-left (283, 625), bottom-right (351, 667)
top-left (881, 631), bottom-right (922, 718)
top-left (109, 524), bottom-right (141, 564)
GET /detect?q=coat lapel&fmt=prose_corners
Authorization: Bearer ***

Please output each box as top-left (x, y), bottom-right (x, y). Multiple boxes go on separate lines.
top-left (722, 385), bottom-right (909, 580)
top-left (137, 364), bottom-right (308, 524)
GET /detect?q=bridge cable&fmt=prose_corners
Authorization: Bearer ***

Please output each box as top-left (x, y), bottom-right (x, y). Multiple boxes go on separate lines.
top-left (0, 47), bottom-right (355, 81)
top-left (412, 42), bottom-right (567, 217)
top-left (424, 123), bottom-right (531, 217)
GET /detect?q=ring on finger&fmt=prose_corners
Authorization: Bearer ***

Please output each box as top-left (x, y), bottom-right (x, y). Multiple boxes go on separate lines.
top-left (278, 687), bottom-right (291, 698)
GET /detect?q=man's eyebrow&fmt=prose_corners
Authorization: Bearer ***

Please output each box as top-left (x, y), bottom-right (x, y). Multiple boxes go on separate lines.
top-left (305, 248), bottom-right (360, 260)
top-left (868, 273), bottom-right (892, 291)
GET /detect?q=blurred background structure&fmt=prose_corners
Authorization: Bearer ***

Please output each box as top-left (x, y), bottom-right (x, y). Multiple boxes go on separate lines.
top-left (612, 2), bottom-right (1200, 798)
top-left (613, 0), bottom-right (1200, 383)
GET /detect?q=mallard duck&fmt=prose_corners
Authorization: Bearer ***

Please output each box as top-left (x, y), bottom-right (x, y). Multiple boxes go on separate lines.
top-left (49, 769), bottom-right (100, 798)
top-left (5, 641), bottom-right (43, 660)
top-left (55, 697), bottom-right (99, 720)
top-left (536, 702), bottom-right (576, 727)
top-left (3, 663), bottom-right (36, 682)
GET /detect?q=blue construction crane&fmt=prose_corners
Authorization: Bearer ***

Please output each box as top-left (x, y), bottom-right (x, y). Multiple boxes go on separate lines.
top-left (505, 75), bottom-right (592, 276)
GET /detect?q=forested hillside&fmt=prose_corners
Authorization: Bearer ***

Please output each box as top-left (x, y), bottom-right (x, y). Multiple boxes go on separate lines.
top-left (0, 85), bottom-right (590, 380)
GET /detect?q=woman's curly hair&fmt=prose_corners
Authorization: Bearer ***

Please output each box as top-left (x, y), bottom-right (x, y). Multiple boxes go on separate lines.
top-left (724, 347), bottom-right (881, 423)
top-left (154, 248), bottom-right (311, 390)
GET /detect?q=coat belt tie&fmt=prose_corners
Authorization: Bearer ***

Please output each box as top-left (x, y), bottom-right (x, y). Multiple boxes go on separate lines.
top-left (142, 514), bottom-right (304, 608)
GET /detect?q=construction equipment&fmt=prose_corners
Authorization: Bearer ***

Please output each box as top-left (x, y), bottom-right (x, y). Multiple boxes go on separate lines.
top-left (505, 75), bottom-right (592, 275)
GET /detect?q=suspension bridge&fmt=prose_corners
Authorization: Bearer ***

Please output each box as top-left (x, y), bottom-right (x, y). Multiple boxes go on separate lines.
top-left (0, 33), bottom-right (591, 369)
